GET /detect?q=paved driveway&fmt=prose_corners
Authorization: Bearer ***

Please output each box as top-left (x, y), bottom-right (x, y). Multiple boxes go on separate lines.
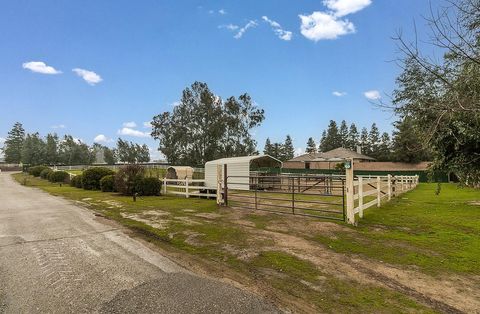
top-left (0, 172), bottom-right (278, 313)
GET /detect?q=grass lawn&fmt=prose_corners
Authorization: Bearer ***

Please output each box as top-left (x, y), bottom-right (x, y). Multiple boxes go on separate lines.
top-left (12, 173), bottom-right (480, 313)
top-left (313, 183), bottom-right (480, 275)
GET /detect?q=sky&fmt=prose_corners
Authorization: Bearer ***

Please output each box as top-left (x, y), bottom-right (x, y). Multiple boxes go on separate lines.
top-left (0, 0), bottom-right (442, 160)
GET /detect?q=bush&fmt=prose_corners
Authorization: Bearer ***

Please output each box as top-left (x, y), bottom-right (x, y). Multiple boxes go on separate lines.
top-left (114, 165), bottom-right (145, 196)
top-left (48, 171), bottom-right (70, 183)
top-left (100, 175), bottom-right (115, 192)
top-left (40, 168), bottom-right (53, 179)
top-left (74, 174), bottom-right (84, 188)
top-left (70, 175), bottom-right (79, 187)
top-left (29, 165), bottom-right (49, 177)
top-left (138, 177), bottom-right (162, 196)
top-left (82, 167), bottom-right (114, 190)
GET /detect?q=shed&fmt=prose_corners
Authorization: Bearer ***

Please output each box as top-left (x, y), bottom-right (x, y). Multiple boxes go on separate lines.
top-left (166, 166), bottom-right (194, 180)
top-left (204, 155), bottom-right (282, 190)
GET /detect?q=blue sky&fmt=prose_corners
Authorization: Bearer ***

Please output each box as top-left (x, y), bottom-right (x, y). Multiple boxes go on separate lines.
top-left (0, 0), bottom-right (441, 159)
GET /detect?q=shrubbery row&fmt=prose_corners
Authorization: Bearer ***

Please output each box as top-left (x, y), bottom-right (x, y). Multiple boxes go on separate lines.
top-left (28, 165), bottom-right (162, 196)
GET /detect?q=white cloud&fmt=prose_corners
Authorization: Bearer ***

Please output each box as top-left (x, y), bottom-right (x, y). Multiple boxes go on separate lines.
top-left (22, 61), bottom-right (61, 75)
top-left (0, 137), bottom-right (5, 144)
top-left (234, 20), bottom-right (258, 39)
top-left (170, 101), bottom-right (181, 107)
top-left (219, 24), bottom-right (239, 31)
top-left (333, 91), bottom-right (347, 97)
top-left (219, 9), bottom-right (227, 15)
top-left (72, 68), bottom-right (102, 85)
top-left (122, 121), bottom-right (137, 128)
top-left (262, 16), bottom-right (293, 41)
top-left (117, 127), bottom-right (150, 138)
top-left (323, 0), bottom-right (372, 17)
top-left (143, 121), bottom-right (152, 128)
top-left (299, 12), bottom-right (355, 41)
top-left (93, 134), bottom-right (113, 143)
top-left (364, 90), bottom-right (381, 100)
top-left (51, 124), bottom-right (66, 129)
top-left (299, 0), bottom-right (371, 41)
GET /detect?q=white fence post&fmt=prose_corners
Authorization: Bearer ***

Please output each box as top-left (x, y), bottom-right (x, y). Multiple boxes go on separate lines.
top-left (216, 165), bottom-right (222, 205)
top-left (163, 178), bottom-right (167, 195)
top-left (358, 177), bottom-right (364, 218)
top-left (377, 176), bottom-right (381, 207)
top-left (345, 159), bottom-right (355, 225)
top-left (387, 174), bottom-right (392, 201)
top-left (185, 178), bottom-right (189, 198)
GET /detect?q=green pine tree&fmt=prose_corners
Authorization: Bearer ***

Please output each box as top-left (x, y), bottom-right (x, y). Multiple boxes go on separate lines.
top-left (3, 122), bottom-right (25, 163)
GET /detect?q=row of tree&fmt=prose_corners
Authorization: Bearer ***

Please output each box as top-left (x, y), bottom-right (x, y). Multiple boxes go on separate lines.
top-left (263, 135), bottom-right (295, 161)
top-left (314, 119), bottom-right (429, 162)
top-left (1, 122), bottom-right (150, 165)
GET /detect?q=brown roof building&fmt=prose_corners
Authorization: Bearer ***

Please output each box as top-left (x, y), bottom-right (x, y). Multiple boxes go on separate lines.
top-left (284, 147), bottom-right (430, 172)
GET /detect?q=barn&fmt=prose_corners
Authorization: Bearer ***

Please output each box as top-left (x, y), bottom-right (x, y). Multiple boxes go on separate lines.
top-left (166, 166), bottom-right (194, 180)
top-left (204, 155), bottom-right (282, 190)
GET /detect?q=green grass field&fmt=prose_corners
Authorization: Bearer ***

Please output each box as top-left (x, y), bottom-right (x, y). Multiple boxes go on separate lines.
top-left (12, 173), bottom-right (479, 313)
top-left (314, 183), bottom-right (480, 275)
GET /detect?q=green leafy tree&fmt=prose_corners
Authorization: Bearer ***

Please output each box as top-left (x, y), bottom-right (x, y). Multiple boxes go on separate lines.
top-left (306, 137), bottom-right (317, 154)
top-left (103, 147), bottom-right (117, 165)
top-left (116, 139), bottom-right (150, 164)
top-left (58, 135), bottom-right (94, 165)
top-left (45, 133), bottom-right (59, 165)
top-left (21, 133), bottom-right (46, 165)
top-left (391, 0), bottom-right (480, 185)
top-left (151, 82), bottom-right (264, 166)
top-left (3, 122), bottom-right (25, 163)
top-left (392, 118), bottom-right (431, 163)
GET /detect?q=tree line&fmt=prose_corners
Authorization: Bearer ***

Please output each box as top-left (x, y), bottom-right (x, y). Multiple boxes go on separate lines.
top-left (1, 122), bottom-right (150, 165)
top-left (262, 119), bottom-right (430, 163)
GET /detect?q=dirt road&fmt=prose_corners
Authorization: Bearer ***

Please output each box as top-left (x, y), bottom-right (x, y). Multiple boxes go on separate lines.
top-left (0, 173), bottom-right (278, 313)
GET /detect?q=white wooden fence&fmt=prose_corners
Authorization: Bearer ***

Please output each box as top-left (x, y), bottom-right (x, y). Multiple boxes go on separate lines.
top-left (162, 178), bottom-right (217, 198)
top-left (351, 175), bottom-right (419, 221)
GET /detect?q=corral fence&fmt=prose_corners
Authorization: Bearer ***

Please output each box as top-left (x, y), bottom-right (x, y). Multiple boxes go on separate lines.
top-left (162, 178), bottom-right (218, 199)
top-left (225, 174), bottom-right (346, 221)
top-left (160, 169), bottom-right (419, 224)
top-left (352, 175), bottom-right (419, 220)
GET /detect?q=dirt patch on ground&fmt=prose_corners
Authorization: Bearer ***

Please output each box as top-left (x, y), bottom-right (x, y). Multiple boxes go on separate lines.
top-left (120, 212), bottom-right (170, 230)
top-left (194, 213), bottom-right (222, 220)
top-left (242, 226), bottom-right (480, 313)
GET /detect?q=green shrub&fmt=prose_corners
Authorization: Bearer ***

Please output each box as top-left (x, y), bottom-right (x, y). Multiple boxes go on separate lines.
top-left (100, 175), bottom-right (115, 192)
top-left (70, 175), bottom-right (78, 187)
top-left (138, 177), bottom-right (162, 196)
top-left (48, 171), bottom-right (70, 183)
top-left (74, 174), bottom-right (83, 188)
top-left (82, 167), bottom-right (114, 190)
top-left (114, 165), bottom-right (145, 195)
top-left (29, 165), bottom-right (49, 177)
top-left (40, 168), bottom-right (53, 179)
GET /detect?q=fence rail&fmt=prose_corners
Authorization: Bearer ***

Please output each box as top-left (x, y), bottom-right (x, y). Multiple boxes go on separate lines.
top-left (162, 178), bottom-right (217, 198)
top-left (353, 175), bottom-right (419, 219)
